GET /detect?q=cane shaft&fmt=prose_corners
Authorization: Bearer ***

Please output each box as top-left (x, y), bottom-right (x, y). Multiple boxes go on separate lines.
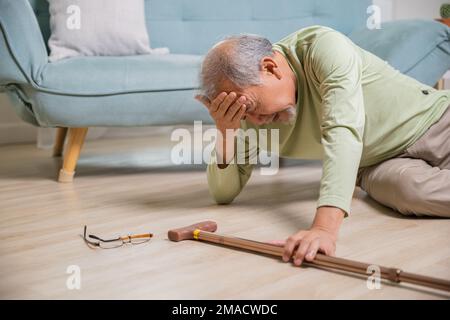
top-left (196, 230), bottom-right (450, 292)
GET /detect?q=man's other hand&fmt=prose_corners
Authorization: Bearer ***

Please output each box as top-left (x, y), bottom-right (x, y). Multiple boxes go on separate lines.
top-left (269, 206), bottom-right (345, 265)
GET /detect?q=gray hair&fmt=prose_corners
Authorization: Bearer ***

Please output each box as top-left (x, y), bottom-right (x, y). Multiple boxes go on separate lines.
top-left (200, 34), bottom-right (274, 99)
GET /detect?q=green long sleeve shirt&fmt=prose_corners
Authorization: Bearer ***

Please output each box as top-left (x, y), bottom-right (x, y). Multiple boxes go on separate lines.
top-left (207, 26), bottom-right (450, 215)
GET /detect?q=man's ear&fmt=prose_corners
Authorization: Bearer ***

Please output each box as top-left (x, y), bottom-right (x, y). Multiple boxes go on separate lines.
top-left (260, 56), bottom-right (282, 80)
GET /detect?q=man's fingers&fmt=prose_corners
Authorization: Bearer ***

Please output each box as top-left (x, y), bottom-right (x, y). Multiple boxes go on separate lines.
top-left (304, 238), bottom-right (320, 262)
top-left (210, 92), bottom-right (227, 113)
top-left (226, 96), bottom-right (246, 120)
top-left (232, 105), bottom-right (247, 122)
top-left (216, 92), bottom-right (237, 117)
top-left (293, 237), bottom-right (314, 266)
top-left (283, 233), bottom-right (304, 262)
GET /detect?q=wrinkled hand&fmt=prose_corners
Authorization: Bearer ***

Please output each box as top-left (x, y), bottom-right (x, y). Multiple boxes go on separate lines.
top-left (270, 227), bottom-right (337, 266)
top-left (195, 92), bottom-right (246, 134)
top-left (270, 207), bottom-right (344, 266)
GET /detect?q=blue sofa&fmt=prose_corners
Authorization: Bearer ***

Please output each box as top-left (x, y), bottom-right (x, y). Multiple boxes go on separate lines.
top-left (1, 0), bottom-right (449, 182)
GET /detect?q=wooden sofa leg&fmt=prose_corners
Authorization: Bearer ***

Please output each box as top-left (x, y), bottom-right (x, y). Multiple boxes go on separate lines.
top-left (58, 128), bottom-right (88, 183)
top-left (53, 127), bottom-right (68, 157)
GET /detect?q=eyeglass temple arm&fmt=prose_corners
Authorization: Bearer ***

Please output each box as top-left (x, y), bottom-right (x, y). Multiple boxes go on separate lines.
top-left (86, 229), bottom-right (152, 242)
top-left (120, 233), bottom-right (153, 240)
top-left (84, 226), bottom-right (119, 242)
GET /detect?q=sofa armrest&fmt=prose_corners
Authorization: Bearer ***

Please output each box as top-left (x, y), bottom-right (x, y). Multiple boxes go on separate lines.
top-left (0, 0), bottom-right (48, 86)
top-left (349, 19), bottom-right (450, 86)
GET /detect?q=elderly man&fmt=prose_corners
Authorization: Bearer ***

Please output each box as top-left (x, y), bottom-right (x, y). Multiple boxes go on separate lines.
top-left (195, 26), bottom-right (450, 266)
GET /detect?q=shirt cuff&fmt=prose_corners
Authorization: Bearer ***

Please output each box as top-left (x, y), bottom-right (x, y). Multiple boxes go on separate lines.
top-left (316, 195), bottom-right (350, 217)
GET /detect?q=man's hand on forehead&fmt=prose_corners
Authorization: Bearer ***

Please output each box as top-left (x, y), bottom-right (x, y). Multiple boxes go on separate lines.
top-left (195, 91), bottom-right (247, 132)
top-left (196, 92), bottom-right (246, 105)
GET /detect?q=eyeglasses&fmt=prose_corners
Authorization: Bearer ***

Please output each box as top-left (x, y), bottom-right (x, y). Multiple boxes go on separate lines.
top-left (83, 225), bottom-right (153, 249)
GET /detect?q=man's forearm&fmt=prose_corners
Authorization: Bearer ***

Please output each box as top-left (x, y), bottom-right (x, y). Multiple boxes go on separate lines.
top-left (312, 206), bottom-right (345, 239)
top-left (215, 128), bottom-right (237, 169)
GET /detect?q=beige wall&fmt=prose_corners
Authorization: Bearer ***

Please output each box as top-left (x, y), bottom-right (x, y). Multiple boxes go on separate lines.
top-left (375, 0), bottom-right (448, 21)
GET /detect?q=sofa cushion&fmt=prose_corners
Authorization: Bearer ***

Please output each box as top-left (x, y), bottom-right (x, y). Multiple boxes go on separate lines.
top-left (47, 0), bottom-right (152, 62)
top-left (35, 53), bottom-right (202, 95)
top-left (25, 88), bottom-right (213, 127)
top-left (349, 20), bottom-right (450, 86)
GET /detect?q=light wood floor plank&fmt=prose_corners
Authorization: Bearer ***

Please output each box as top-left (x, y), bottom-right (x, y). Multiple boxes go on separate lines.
top-left (0, 134), bottom-right (449, 299)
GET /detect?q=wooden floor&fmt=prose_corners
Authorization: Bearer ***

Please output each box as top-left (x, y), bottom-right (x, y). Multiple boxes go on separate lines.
top-left (0, 133), bottom-right (449, 300)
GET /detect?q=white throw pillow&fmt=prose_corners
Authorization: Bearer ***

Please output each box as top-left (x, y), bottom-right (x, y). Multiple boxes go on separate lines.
top-left (47, 0), bottom-right (166, 62)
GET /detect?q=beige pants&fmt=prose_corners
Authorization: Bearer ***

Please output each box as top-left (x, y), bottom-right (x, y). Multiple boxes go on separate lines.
top-left (356, 105), bottom-right (450, 217)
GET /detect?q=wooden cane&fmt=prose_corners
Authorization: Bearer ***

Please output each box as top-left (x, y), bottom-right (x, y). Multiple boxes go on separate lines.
top-left (168, 221), bottom-right (450, 293)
